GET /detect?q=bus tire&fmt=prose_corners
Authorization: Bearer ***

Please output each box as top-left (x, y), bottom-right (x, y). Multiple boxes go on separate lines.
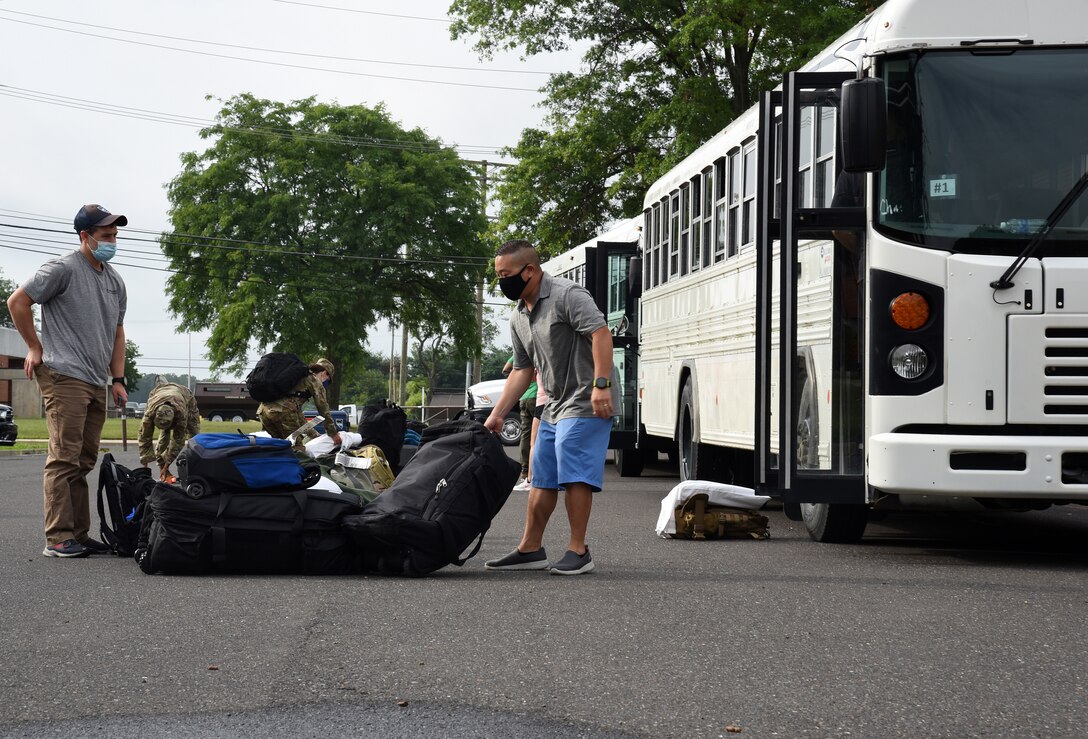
top-left (210, 414), bottom-right (225, 423)
top-left (800, 502), bottom-right (868, 543)
top-left (615, 448), bottom-right (644, 477)
top-left (231, 414), bottom-right (246, 423)
top-left (678, 379), bottom-right (699, 481)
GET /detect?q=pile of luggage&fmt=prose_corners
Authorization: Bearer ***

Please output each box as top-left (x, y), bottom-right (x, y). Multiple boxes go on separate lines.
top-left (97, 416), bottom-right (520, 577)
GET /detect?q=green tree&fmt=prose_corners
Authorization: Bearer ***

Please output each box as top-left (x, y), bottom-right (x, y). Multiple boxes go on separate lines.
top-left (451, 0), bottom-right (882, 254)
top-left (0, 270), bottom-right (16, 328)
top-left (339, 348), bottom-right (391, 407)
top-left (123, 340), bottom-right (142, 394)
top-left (163, 94), bottom-right (490, 406)
top-left (408, 312), bottom-right (500, 392)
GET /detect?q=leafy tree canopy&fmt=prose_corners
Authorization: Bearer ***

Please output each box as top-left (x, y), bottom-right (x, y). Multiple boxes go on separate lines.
top-left (450, 0), bottom-right (882, 255)
top-left (163, 94), bottom-right (490, 405)
top-left (123, 340), bottom-right (142, 394)
top-left (0, 270), bottom-right (16, 328)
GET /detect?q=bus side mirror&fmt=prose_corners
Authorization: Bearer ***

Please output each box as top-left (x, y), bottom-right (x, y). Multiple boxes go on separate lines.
top-left (627, 256), bottom-right (643, 301)
top-left (840, 77), bottom-right (887, 172)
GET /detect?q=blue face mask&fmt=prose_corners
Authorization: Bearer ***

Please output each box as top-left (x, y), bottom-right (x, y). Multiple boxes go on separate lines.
top-left (322, 379), bottom-right (330, 388)
top-left (87, 234), bottom-right (117, 263)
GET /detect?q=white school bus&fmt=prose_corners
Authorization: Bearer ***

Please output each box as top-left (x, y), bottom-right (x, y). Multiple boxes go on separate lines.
top-left (567, 0), bottom-right (1088, 542)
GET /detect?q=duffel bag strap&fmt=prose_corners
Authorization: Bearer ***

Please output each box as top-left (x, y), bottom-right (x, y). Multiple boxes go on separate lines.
top-left (211, 492), bottom-right (232, 565)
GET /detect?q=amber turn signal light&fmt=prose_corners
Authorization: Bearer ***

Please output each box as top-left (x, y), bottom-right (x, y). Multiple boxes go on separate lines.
top-left (890, 291), bottom-right (929, 330)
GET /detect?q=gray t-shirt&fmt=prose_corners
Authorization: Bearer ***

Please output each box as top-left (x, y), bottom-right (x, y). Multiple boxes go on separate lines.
top-left (511, 273), bottom-right (619, 423)
top-left (22, 251), bottom-right (127, 387)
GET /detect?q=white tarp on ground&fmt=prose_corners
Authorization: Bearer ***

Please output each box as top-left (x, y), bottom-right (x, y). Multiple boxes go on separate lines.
top-left (655, 480), bottom-right (771, 538)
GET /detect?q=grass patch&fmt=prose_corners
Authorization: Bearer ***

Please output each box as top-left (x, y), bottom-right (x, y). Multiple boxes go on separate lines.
top-left (0, 441), bottom-right (49, 453)
top-left (12, 417), bottom-right (263, 440)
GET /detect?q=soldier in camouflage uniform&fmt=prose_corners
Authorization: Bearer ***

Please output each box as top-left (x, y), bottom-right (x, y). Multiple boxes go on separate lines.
top-left (138, 379), bottom-right (201, 481)
top-left (257, 357), bottom-right (341, 452)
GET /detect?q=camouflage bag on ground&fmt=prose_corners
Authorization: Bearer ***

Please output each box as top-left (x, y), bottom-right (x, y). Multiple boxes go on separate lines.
top-left (672, 493), bottom-right (770, 540)
top-left (337, 445), bottom-right (395, 491)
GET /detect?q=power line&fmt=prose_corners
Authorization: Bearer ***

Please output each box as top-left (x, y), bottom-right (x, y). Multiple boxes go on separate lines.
top-left (0, 16), bottom-right (541, 92)
top-left (0, 8), bottom-right (549, 75)
top-left (272, 0), bottom-right (451, 24)
top-left (0, 220), bottom-right (494, 267)
top-left (0, 85), bottom-right (512, 157)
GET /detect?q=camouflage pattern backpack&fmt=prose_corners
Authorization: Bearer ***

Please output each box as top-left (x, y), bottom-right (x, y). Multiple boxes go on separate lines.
top-left (672, 493), bottom-right (770, 540)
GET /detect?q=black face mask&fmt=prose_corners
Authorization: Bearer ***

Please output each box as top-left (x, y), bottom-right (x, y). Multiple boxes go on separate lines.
top-left (499, 264), bottom-right (531, 301)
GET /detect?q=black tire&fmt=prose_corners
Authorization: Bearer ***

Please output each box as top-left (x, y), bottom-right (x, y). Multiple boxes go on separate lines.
top-left (615, 448), bottom-right (644, 477)
top-left (498, 414), bottom-right (521, 446)
top-left (678, 379), bottom-right (697, 481)
top-left (800, 502), bottom-right (868, 543)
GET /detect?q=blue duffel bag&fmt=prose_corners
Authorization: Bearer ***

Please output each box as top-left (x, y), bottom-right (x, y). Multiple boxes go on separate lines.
top-left (175, 433), bottom-right (320, 499)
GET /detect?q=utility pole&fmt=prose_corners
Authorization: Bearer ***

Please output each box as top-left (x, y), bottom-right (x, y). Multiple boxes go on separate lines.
top-left (399, 320), bottom-right (408, 406)
top-left (474, 160), bottom-right (488, 385)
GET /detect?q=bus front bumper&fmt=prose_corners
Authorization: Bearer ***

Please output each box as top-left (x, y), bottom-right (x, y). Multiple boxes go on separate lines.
top-left (868, 432), bottom-right (1088, 500)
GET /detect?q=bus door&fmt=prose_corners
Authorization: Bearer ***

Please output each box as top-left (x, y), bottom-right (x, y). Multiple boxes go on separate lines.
top-left (586, 241), bottom-right (640, 452)
top-left (755, 71), bottom-right (867, 506)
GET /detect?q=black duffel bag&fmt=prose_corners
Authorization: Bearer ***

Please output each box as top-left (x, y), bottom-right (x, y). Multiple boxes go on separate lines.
top-left (136, 483), bottom-right (362, 575)
top-left (343, 421), bottom-right (520, 576)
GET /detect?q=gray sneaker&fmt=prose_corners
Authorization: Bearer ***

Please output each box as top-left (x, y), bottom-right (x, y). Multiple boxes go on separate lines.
top-left (549, 547), bottom-right (594, 575)
top-left (484, 547), bottom-right (549, 570)
top-left (42, 539), bottom-right (90, 558)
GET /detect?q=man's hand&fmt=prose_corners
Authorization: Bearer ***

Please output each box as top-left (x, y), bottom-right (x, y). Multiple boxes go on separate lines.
top-left (330, 431), bottom-right (342, 447)
top-left (483, 412), bottom-right (504, 434)
top-left (591, 387), bottom-right (613, 420)
top-left (23, 347), bottom-right (42, 380)
top-left (112, 382), bottom-right (128, 407)
top-left (159, 465), bottom-right (172, 482)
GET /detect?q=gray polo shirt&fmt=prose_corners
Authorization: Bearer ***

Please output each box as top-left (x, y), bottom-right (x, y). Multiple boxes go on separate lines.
top-left (22, 250), bottom-right (127, 387)
top-left (510, 272), bottom-right (619, 423)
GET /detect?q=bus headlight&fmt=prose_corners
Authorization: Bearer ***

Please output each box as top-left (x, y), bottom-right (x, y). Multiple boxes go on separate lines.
top-left (890, 344), bottom-right (928, 379)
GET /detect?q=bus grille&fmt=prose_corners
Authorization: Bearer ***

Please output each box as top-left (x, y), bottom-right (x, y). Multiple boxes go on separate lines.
top-left (1008, 317), bottom-right (1088, 423)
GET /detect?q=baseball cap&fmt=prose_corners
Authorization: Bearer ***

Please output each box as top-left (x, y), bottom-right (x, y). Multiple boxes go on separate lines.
top-left (310, 358), bottom-right (335, 378)
top-left (74, 204), bottom-right (128, 233)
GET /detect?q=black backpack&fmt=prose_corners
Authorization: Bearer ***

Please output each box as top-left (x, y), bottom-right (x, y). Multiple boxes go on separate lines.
top-left (96, 453), bottom-right (156, 557)
top-left (245, 352), bottom-right (310, 402)
top-left (358, 401), bottom-right (408, 469)
top-left (343, 421), bottom-right (520, 576)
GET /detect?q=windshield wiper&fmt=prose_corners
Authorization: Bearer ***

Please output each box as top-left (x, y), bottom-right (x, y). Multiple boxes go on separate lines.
top-left (990, 170), bottom-right (1088, 290)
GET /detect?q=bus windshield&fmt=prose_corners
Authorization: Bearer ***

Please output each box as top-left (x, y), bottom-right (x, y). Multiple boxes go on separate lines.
top-left (876, 49), bottom-right (1088, 255)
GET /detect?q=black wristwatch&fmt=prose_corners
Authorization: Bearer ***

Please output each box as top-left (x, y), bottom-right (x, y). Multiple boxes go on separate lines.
top-left (592, 377), bottom-right (611, 389)
top-left (111, 377), bottom-right (126, 388)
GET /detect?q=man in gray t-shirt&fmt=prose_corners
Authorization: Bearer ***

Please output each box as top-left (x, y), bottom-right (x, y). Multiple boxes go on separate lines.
top-left (6, 204), bottom-right (130, 558)
top-left (484, 239), bottom-right (617, 576)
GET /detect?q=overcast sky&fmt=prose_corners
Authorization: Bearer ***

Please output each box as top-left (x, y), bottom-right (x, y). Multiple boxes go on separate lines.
top-left (0, 0), bottom-right (578, 381)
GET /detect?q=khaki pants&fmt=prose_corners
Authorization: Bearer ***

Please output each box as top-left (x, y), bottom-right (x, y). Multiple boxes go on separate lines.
top-left (35, 365), bottom-right (107, 545)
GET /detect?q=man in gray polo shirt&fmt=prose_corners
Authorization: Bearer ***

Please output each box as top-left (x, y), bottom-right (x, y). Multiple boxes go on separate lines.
top-left (7, 204), bottom-right (129, 558)
top-left (484, 239), bottom-right (619, 575)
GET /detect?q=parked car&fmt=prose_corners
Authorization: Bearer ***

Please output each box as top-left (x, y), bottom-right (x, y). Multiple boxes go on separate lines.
top-left (456, 378), bottom-right (521, 446)
top-left (124, 401), bottom-right (139, 418)
top-left (135, 402), bottom-right (147, 419)
top-left (0, 403), bottom-right (17, 446)
top-left (303, 409), bottom-right (350, 435)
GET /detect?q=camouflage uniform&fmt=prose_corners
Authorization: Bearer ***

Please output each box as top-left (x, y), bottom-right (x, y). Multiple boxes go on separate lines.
top-left (138, 382), bottom-right (201, 470)
top-left (258, 368), bottom-right (336, 452)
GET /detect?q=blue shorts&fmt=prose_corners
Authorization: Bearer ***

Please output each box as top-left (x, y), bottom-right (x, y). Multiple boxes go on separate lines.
top-left (531, 417), bottom-right (612, 492)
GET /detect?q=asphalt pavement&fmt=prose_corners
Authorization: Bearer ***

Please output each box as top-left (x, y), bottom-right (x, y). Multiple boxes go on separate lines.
top-left (1, 444), bottom-right (1086, 738)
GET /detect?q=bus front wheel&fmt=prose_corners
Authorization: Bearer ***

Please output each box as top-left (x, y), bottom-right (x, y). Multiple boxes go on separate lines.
top-left (800, 502), bottom-right (868, 543)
